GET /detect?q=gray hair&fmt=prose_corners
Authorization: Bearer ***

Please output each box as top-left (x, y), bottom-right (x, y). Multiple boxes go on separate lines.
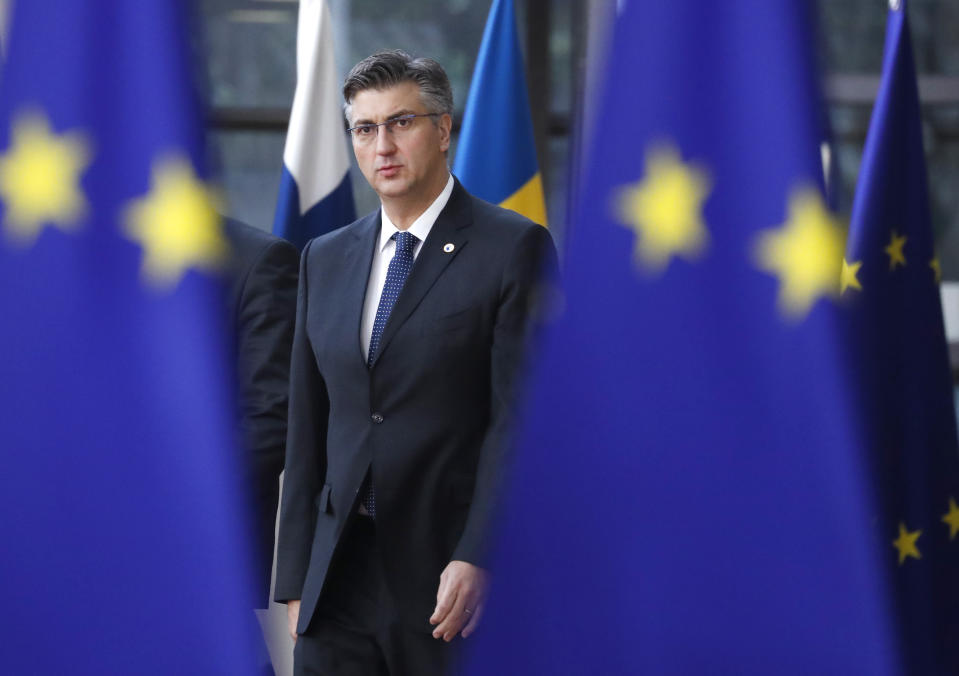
top-left (342, 50), bottom-right (453, 125)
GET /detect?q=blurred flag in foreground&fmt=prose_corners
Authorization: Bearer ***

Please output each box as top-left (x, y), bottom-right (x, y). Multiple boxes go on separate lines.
top-left (465, 2), bottom-right (898, 673)
top-left (272, 0), bottom-right (355, 250)
top-left (0, 2), bottom-right (261, 673)
top-left (841, 1), bottom-right (959, 672)
top-left (453, 0), bottom-right (547, 226)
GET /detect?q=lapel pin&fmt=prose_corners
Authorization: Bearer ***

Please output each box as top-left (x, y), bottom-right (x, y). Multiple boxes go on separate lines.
top-left (443, 243), bottom-right (455, 253)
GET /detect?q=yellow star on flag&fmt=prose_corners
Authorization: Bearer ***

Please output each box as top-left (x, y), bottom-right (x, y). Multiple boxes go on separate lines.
top-left (892, 522), bottom-right (922, 565)
top-left (0, 110), bottom-right (92, 246)
top-left (123, 156), bottom-right (227, 289)
top-left (612, 144), bottom-right (711, 274)
top-left (840, 258), bottom-right (863, 295)
top-left (753, 188), bottom-right (845, 320)
top-left (884, 231), bottom-right (907, 270)
top-left (943, 498), bottom-right (959, 540)
top-left (931, 258), bottom-right (942, 283)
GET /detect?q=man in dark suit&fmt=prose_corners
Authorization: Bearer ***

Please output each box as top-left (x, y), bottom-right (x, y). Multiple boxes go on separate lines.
top-left (222, 217), bottom-right (299, 609)
top-left (274, 51), bottom-right (555, 675)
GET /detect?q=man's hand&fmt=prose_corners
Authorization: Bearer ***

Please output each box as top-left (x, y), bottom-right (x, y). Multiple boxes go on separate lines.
top-left (429, 560), bottom-right (489, 641)
top-left (287, 599), bottom-right (301, 643)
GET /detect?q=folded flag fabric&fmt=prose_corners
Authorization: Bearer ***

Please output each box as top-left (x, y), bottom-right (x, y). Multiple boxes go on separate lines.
top-left (841, 1), bottom-right (959, 672)
top-left (464, 2), bottom-right (898, 673)
top-left (454, 0), bottom-right (547, 226)
top-left (272, 0), bottom-right (355, 250)
top-left (0, 3), bottom-right (263, 673)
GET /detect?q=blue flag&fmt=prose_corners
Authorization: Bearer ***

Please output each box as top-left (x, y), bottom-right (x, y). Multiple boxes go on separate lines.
top-left (453, 0), bottom-right (547, 226)
top-left (464, 2), bottom-right (898, 673)
top-left (841, 2), bottom-right (959, 672)
top-left (273, 0), bottom-right (355, 250)
top-left (0, 3), bottom-right (261, 673)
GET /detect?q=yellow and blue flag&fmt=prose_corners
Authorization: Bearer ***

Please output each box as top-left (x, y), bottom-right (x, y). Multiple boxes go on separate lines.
top-left (453, 0), bottom-right (547, 226)
top-left (0, 2), bottom-right (262, 672)
top-left (841, 1), bottom-right (959, 672)
top-left (464, 2), bottom-right (898, 673)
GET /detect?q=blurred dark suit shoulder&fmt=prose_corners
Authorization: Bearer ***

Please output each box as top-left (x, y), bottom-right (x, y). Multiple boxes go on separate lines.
top-left (223, 217), bottom-right (299, 608)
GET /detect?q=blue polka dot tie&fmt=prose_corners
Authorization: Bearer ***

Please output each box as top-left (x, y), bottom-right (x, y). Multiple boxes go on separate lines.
top-left (363, 230), bottom-right (418, 518)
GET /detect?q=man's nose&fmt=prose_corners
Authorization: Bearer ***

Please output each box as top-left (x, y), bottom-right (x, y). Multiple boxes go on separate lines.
top-left (375, 126), bottom-right (397, 154)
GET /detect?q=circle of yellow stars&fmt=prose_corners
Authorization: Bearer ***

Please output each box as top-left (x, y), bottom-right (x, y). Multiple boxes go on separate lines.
top-left (840, 228), bottom-right (942, 297)
top-left (611, 140), bottom-right (944, 320)
top-left (0, 110), bottom-right (91, 245)
top-left (0, 107), bottom-right (226, 292)
top-left (612, 145), bottom-right (711, 275)
top-left (610, 141), bottom-right (869, 322)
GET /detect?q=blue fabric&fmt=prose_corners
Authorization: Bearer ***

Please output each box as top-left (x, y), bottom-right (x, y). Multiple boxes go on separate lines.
top-left (453, 0), bottom-right (540, 205)
top-left (273, 166), bottom-right (355, 251)
top-left (0, 2), bottom-right (261, 673)
top-left (842, 2), bottom-right (959, 672)
top-left (462, 1), bottom-right (898, 673)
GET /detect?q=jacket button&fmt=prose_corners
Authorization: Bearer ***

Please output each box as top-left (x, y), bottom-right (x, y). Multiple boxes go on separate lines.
top-left (371, 413), bottom-right (384, 424)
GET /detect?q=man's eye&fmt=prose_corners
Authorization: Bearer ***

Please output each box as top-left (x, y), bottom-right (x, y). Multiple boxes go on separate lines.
top-left (393, 117), bottom-right (412, 128)
top-left (356, 125), bottom-right (374, 135)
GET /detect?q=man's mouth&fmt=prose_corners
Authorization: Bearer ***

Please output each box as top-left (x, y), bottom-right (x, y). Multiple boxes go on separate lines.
top-left (377, 165), bottom-right (401, 176)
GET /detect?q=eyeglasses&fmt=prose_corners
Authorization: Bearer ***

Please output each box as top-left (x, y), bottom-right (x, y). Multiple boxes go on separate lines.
top-left (347, 113), bottom-right (440, 143)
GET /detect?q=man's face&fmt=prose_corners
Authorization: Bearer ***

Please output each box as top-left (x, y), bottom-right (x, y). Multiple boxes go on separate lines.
top-left (348, 81), bottom-right (451, 204)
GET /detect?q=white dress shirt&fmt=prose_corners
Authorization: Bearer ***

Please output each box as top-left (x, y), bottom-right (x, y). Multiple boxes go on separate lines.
top-left (360, 174), bottom-right (454, 361)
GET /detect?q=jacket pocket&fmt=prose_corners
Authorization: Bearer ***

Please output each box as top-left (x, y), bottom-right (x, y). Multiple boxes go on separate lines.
top-left (422, 306), bottom-right (480, 335)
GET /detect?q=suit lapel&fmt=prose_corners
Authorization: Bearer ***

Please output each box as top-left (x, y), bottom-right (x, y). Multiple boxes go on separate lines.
top-left (341, 212), bottom-right (381, 368)
top-left (369, 180), bottom-right (472, 368)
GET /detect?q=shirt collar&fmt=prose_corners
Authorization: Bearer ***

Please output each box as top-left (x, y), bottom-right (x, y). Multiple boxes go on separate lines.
top-left (378, 174), bottom-right (454, 251)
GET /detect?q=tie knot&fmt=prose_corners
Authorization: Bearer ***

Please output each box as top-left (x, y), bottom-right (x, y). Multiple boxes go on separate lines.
top-left (393, 231), bottom-right (418, 254)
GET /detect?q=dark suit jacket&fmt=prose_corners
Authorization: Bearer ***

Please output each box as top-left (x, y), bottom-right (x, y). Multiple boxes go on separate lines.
top-left (223, 218), bottom-right (299, 608)
top-left (275, 180), bottom-right (556, 633)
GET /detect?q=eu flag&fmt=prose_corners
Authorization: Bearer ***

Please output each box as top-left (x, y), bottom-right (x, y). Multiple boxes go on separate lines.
top-left (841, 1), bottom-right (959, 672)
top-left (464, 2), bottom-right (898, 673)
top-left (453, 0), bottom-right (547, 226)
top-left (0, 3), bottom-right (262, 673)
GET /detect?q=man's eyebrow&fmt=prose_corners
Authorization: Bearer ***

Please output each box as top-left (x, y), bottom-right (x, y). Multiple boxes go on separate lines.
top-left (352, 109), bottom-right (417, 126)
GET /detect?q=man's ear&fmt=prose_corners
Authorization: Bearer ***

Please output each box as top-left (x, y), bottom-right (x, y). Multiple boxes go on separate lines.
top-left (438, 113), bottom-right (452, 153)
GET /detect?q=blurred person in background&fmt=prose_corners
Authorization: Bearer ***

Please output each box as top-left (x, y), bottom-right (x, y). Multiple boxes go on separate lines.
top-left (223, 217), bottom-right (298, 609)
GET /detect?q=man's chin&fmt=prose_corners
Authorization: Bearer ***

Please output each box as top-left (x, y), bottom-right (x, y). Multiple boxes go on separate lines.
top-left (374, 179), bottom-right (411, 200)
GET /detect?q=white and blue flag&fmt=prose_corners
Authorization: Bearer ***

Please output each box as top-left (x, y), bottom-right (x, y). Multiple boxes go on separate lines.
top-left (272, 0), bottom-right (354, 250)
